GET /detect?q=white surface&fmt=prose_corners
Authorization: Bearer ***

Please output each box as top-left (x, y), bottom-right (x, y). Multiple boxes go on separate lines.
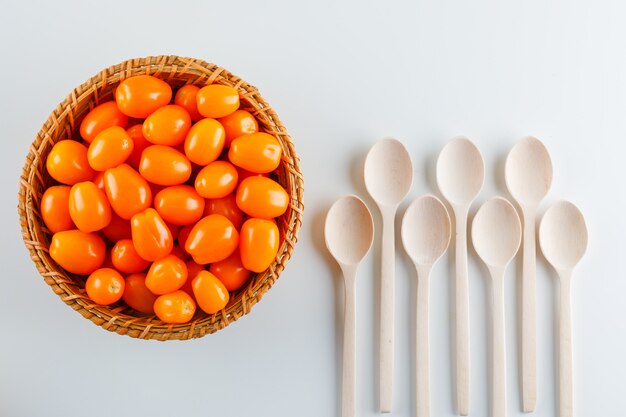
top-left (0, 0), bottom-right (623, 416)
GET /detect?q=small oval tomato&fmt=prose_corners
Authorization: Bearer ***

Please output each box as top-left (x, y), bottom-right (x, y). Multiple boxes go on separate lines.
top-left (139, 145), bottom-right (191, 186)
top-left (236, 176), bottom-right (289, 219)
top-left (111, 239), bottom-right (151, 273)
top-left (194, 161), bottom-right (238, 199)
top-left (174, 85), bottom-right (203, 122)
top-left (122, 273), bottom-right (157, 314)
top-left (184, 118), bottom-right (225, 165)
top-left (101, 212), bottom-right (132, 242)
top-left (218, 110), bottom-right (259, 148)
top-left (130, 208), bottom-right (173, 261)
top-left (115, 75), bottom-right (172, 118)
top-left (50, 230), bottom-right (106, 275)
top-left (145, 254), bottom-right (188, 295)
top-left (196, 84), bottom-right (240, 118)
top-left (142, 105), bottom-right (191, 146)
top-left (228, 132), bottom-right (282, 174)
top-left (46, 140), bottom-right (95, 185)
top-left (86, 268), bottom-right (125, 305)
top-left (80, 101), bottom-right (129, 143)
top-left (154, 290), bottom-right (196, 324)
top-left (104, 164), bottom-right (152, 219)
top-left (126, 125), bottom-right (151, 169)
top-left (40, 185), bottom-right (74, 233)
top-left (192, 271), bottom-right (230, 314)
top-left (203, 193), bottom-right (244, 229)
top-left (209, 251), bottom-right (251, 291)
top-left (69, 181), bottom-right (112, 232)
top-left (185, 214), bottom-right (239, 264)
top-left (87, 126), bottom-right (134, 171)
top-left (239, 218), bottom-right (280, 273)
top-left (154, 185), bottom-right (205, 225)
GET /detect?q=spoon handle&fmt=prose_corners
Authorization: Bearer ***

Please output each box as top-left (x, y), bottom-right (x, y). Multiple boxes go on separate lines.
top-left (454, 208), bottom-right (470, 416)
top-left (342, 266), bottom-right (357, 417)
top-left (521, 208), bottom-right (537, 412)
top-left (558, 271), bottom-right (573, 417)
top-left (416, 265), bottom-right (432, 417)
top-left (490, 270), bottom-right (507, 417)
top-left (380, 207), bottom-right (395, 413)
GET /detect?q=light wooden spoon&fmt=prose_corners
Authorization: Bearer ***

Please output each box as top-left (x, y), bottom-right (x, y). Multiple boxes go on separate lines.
top-left (436, 136), bottom-right (484, 416)
top-left (325, 195), bottom-right (375, 417)
top-left (505, 136), bottom-right (553, 412)
top-left (472, 197), bottom-right (521, 417)
top-left (401, 195), bottom-right (451, 417)
top-left (364, 138), bottom-right (413, 413)
top-left (539, 201), bottom-right (587, 417)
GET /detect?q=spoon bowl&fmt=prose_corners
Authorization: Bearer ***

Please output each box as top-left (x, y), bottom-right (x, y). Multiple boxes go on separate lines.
top-left (472, 197), bottom-right (522, 268)
top-left (401, 195), bottom-right (451, 266)
top-left (539, 201), bottom-right (588, 271)
top-left (505, 136), bottom-right (553, 206)
top-left (325, 195), bottom-right (375, 266)
top-left (364, 138), bottom-right (413, 207)
top-left (437, 137), bottom-right (485, 206)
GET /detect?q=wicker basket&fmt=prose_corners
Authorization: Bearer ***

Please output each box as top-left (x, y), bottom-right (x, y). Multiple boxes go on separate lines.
top-left (17, 56), bottom-right (304, 340)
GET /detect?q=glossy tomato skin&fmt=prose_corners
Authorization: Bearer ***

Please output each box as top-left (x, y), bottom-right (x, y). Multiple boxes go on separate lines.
top-left (174, 85), bottom-right (203, 122)
top-left (50, 230), bottom-right (106, 275)
top-left (101, 212), bottom-right (132, 242)
top-left (86, 268), bottom-right (125, 305)
top-left (209, 251), bottom-right (251, 291)
top-left (236, 176), bottom-right (289, 219)
top-left (122, 273), bottom-right (157, 314)
top-left (142, 105), bottom-right (191, 146)
top-left (111, 239), bottom-right (150, 273)
top-left (239, 218), bottom-right (280, 273)
top-left (192, 271), bottom-right (229, 314)
top-left (87, 126), bottom-right (134, 171)
top-left (139, 145), bottom-right (191, 186)
top-left (184, 118), bottom-right (225, 165)
top-left (40, 186), bottom-right (74, 233)
top-left (194, 161), bottom-right (238, 199)
top-left (115, 75), bottom-right (172, 118)
top-left (154, 185), bottom-right (205, 225)
top-left (228, 132), bottom-right (282, 174)
top-left (154, 290), bottom-right (196, 324)
top-left (203, 193), bottom-right (244, 229)
top-left (218, 110), bottom-right (258, 148)
top-left (185, 214), bottom-right (239, 264)
top-left (104, 164), bottom-right (152, 220)
top-left (130, 208), bottom-right (173, 262)
top-left (80, 101), bottom-right (129, 143)
top-left (145, 254), bottom-right (188, 295)
top-left (93, 171), bottom-right (106, 191)
top-left (196, 85), bottom-right (239, 118)
top-left (126, 125), bottom-right (151, 169)
top-left (47, 140), bottom-right (95, 185)
top-left (68, 181), bottom-right (112, 232)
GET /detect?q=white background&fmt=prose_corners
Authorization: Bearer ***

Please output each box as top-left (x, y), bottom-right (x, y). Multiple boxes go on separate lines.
top-left (0, 1), bottom-right (623, 416)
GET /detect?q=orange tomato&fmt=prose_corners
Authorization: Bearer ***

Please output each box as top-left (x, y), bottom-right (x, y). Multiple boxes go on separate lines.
top-left (154, 290), bottom-right (196, 324)
top-left (183, 118), bottom-right (225, 165)
top-left (186, 260), bottom-right (205, 281)
top-left (218, 110), bottom-right (258, 148)
top-left (209, 251), bottom-right (251, 291)
top-left (111, 239), bottom-right (150, 273)
top-left (142, 105), bottom-right (191, 146)
top-left (101, 212), bottom-right (132, 242)
top-left (126, 125), bottom-right (151, 169)
top-left (80, 101), bottom-right (129, 143)
top-left (85, 268), bottom-right (125, 305)
top-left (40, 186), bottom-right (74, 233)
top-left (203, 193), bottom-right (244, 229)
top-left (236, 176), bottom-right (289, 219)
top-left (194, 161), bottom-right (238, 199)
top-left (154, 185), bottom-right (205, 225)
top-left (69, 182), bottom-right (112, 232)
top-left (93, 171), bottom-right (106, 191)
top-left (130, 208), bottom-right (173, 261)
top-left (174, 85), bottom-right (203, 122)
top-left (228, 132), bottom-right (282, 173)
top-left (239, 218), bottom-right (280, 273)
top-left (192, 271), bottom-right (230, 314)
top-left (196, 84), bottom-right (239, 118)
top-left (104, 164), bottom-right (152, 220)
top-left (145, 254), bottom-right (188, 295)
top-left (122, 273), bottom-right (157, 314)
top-left (50, 230), bottom-right (106, 275)
top-left (185, 214), bottom-right (239, 264)
top-left (87, 126), bottom-right (134, 171)
top-left (46, 140), bottom-right (95, 185)
top-left (139, 145), bottom-right (191, 185)
top-left (115, 75), bottom-right (172, 118)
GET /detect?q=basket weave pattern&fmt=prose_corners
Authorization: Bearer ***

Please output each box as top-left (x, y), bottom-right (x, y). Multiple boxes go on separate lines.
top-left (18, 56), bottom-right (304, 340)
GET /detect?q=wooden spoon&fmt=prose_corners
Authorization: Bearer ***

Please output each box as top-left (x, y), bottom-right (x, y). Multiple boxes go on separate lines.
top-left (539, 201), bottom-right (587, 417)
top-left (325, 195), bottom-right (375, 417)
top-left (472, 197), bottom-right (522, 417)
top-left (401, 195), bottom-right (451, 417)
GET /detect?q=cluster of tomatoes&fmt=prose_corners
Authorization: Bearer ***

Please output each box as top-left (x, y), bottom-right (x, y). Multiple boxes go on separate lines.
top-left (41, 75), bottom-right (288, 324)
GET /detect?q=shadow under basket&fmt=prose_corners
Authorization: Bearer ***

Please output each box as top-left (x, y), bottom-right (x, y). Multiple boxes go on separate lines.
top-left (17, 55), bottom-right (304, 341)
